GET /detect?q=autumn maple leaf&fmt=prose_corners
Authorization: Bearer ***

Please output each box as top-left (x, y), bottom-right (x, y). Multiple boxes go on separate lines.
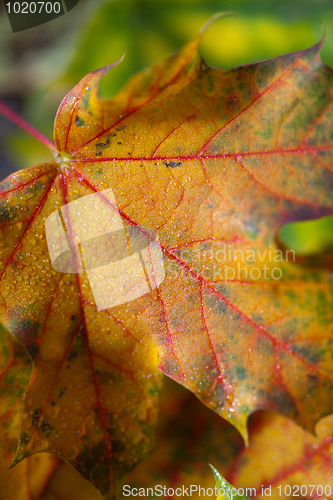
top-left (0, 16), bottom-right (332, 499)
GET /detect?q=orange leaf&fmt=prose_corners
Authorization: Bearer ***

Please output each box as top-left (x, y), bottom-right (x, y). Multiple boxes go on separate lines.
top-left (231, 412), bottom-right (333, 499)
top-left (0, 322), bottom-right (105, 500)
top-left (0, 17), bottom-right (333, 498)
top-left (0, 321), bottom-right (55, 500)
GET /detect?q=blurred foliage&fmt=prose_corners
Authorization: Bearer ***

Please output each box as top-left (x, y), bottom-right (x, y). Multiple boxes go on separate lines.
top-left (0, 0), bottom-right (332, 253)
top-left (280, 216), bottom-right (333, 255)
top-left (62, 0), bottom-right (333, 99)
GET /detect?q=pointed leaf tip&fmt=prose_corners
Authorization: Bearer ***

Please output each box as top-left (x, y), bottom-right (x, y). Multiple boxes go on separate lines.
top-left (94, 52), bottom-right (126, 79)
top-left (210, 465), bottom-right (251, 500)
top-left (54, 53), bottom-right (125, 152)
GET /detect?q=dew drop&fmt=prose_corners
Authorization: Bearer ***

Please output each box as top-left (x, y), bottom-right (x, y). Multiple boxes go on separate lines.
top-left (226, 393), bottom-right (234, 403)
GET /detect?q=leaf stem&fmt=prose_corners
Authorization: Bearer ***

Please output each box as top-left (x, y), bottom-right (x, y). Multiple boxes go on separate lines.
top-left (0, 100), bottom-right (58, 158)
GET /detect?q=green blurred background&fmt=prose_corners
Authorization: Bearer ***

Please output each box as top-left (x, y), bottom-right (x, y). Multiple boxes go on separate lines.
top-left (0, 0), bottom-right (332, 255)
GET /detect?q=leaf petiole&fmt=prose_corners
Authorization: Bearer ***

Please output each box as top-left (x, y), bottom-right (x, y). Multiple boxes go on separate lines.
top-left (0, 100), bottom-right (58, 158)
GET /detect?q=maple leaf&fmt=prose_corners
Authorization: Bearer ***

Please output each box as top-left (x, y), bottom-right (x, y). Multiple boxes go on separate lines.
top-left (229, 411), bottom-right (333, 498)
top-left (128, 378), bottom-right (333, 500)
top-left (0, 322), bottom-right (101, 500)
top-left (0, 15), bottom-right (333, 499)
top-left (0, 322), bottom-right (32, 490)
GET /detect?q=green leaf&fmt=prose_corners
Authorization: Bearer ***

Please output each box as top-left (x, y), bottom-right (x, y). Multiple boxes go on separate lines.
top-left (210, 465), bottom-right (251, 500)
